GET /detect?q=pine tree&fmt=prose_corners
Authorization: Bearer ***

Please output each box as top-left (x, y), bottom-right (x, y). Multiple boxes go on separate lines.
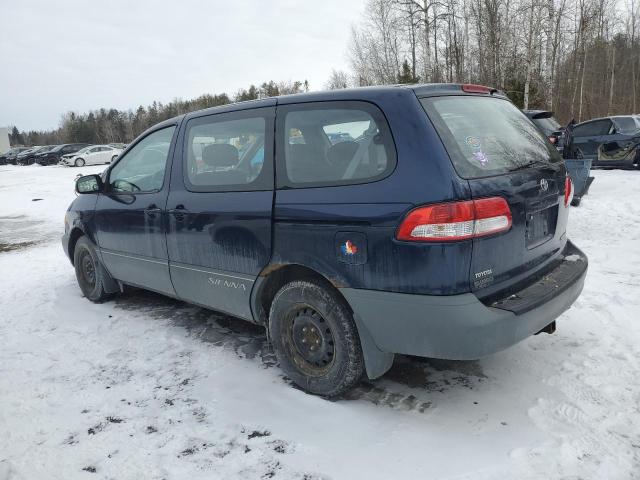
top-left (397, 60), bottom-right (419, 84)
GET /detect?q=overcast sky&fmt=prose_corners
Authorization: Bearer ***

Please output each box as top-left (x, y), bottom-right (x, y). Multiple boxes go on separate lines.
top-left (0, 0), bottom-right (365, 131)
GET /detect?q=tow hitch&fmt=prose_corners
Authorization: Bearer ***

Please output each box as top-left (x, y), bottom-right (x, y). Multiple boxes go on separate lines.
top-left (536, 321), bottom-right (556, 335)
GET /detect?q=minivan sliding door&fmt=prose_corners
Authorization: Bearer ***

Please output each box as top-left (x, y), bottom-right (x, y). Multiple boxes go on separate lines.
top-left (166, 106), bottom-right (275, 321)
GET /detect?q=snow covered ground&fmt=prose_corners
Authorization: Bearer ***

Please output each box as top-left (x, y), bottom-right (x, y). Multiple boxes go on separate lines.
top-left (0, 164), bottom-right (639, 479)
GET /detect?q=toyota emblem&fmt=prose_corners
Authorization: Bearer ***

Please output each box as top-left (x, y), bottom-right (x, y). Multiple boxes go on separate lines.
top-left (540, 179), bottom-right (549, 192)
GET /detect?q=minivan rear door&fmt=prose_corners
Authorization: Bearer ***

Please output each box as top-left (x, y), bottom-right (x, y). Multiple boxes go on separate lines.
top-left (165, 105), bottom-right (275, 321)
top-left (420, 94), bottom-right (569, 299)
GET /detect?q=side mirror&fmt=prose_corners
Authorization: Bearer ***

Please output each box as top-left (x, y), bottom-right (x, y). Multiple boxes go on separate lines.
top-left (76, 174), bottom-right (103, 194)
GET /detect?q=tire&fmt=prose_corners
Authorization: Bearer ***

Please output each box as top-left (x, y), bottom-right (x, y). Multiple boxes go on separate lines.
top-left (269, 280), bottom-right (364, 397)
top-left (73, 236), bottom-right (114, 303)
top-left (74, 158), bottom-right (85, 167)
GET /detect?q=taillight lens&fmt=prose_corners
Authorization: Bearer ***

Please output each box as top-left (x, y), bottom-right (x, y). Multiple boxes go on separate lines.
top-left (396, 197), bottom-right (512, 242)
top-left (461, 84), bottom-right (493, 94)
top-left (548, 136), bottom-right (557, 144)
top-left (564, 176), bottom-right (574, 207)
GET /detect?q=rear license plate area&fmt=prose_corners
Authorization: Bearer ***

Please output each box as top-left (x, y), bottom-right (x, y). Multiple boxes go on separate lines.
top-left (526, 206), bottom-right (558, 248)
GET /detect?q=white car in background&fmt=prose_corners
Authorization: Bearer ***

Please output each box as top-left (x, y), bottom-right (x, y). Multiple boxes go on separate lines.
top-left (60, 145), bottom-right (123, 167)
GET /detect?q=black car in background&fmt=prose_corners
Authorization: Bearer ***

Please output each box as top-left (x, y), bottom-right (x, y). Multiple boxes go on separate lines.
top-left (16, 145), bottom-right (56, 165)
top-left (566, 115), bottom-right (640, 168)
top-left (16, 146), bottom-right (43, 165)
top-left (0, 147), bottom-right (30, 165)
top-left (523, 110), bottom-right (565, 152)
top-left (35, 143), bottom-right (90, 165)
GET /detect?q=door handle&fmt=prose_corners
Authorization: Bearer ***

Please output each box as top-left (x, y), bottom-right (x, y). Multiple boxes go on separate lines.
top-left (144, 204), bottom-right (162, 218)
top-left (168, 205), bottom-right (188, 220)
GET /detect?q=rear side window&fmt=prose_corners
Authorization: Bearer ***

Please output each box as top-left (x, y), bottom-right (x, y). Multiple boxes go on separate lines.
top-left (184, 109), bottom-right (273, 192)
top-left (421, 96), bottom-right (561, 179)
top-left (277, 101), bottom-right (396, 187)
top-left (612, 117), bottom-right (639, 134)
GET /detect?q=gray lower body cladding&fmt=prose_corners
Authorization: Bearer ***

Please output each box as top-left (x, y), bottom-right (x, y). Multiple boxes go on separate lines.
top-left (341, 242), bottom-right (587, 365)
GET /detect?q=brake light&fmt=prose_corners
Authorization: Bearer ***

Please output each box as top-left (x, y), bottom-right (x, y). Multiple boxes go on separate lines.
top-left (396, 197), bottom-right (512, 242)
top-left (548, 136), bottom-right (557, 144)
top-left (461, 84), bottom-right (493, 94)
top-left (564, 176), bottom-right (574, 207)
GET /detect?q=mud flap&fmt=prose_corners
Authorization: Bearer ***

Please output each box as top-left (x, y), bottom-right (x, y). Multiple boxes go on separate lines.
top-left (352, 312), bottom-right (394, 379)
top-left (94, 250), bottom-right (120, 294)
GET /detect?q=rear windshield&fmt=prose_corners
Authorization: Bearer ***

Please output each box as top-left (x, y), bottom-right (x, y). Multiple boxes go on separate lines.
top-left (532, 116), bottom-right (561, 135)
top-left (420, 96), bottom-right (561, 179)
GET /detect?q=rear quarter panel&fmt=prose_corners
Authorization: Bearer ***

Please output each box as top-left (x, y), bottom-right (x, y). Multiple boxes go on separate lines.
top-left (271, 88), bottom-right (472, 295)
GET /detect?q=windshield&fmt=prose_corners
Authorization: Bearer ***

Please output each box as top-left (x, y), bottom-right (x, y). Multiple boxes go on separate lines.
top-left (75, 146), bottom-right (93, 154)
top-left (613, 117), bottom-right (640, 134)
top-left (420, 96), bottom-right (561, 179)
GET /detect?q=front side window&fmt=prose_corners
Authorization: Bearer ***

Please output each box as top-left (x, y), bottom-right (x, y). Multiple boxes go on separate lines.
top-left (279, 102), bottom-right (395, 187)
top-left (421, 96), bottom-right (561, 179)
top-left (184, 110), bottom-right (272, 191)
top-left (574, 120), bottom-right (612, 137)
top-left (109, 126), bottom-right (175, 193)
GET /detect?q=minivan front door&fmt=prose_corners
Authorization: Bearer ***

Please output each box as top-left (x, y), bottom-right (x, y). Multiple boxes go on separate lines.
top-left (166, 106), bottom-right (275, 320)
top-left (94, 125), bottom-right (178, 295)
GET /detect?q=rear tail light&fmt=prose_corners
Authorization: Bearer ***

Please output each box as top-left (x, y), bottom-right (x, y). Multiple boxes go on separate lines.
top-left (396, 197), bottom-right (512, 242)
top-left (548, 136), bottom-right (557, 144)
top-left (461, 84), bottom-right (494, 94)
top-left (564, 176), bottom-right (574, 207)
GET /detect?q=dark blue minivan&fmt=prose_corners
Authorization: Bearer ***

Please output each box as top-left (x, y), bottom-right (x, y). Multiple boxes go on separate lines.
top-left (63, 84), bottom-right (588, 396)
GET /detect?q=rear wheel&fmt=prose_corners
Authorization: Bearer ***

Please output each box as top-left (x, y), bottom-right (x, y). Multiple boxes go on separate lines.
top-left (73, 236), bottom-right (113, 303)
top-left (74, 158), bottom-right (85, 167)
top-left (269, 281), bottom-right (364, 397)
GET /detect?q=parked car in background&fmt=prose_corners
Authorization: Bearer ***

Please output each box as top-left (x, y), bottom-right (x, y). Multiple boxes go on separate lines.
top-left (35, 143), bottom-right (90, 165)
top-left (16, 146), bottom-right (43, 165)
top-left (60, 145), bottom-right (123, 167)
top-left (64, 83), bottom-right (587, 397)
top-left (565, 115), bottom-right (640, 168)
top-left (16, 146), bottom-right (57, 165)
top-left (326, 132), bottom-right (355, 144)
top-left (1, 147), bottom-right (30, 165)
top-left (523, 110), bottom-right (565, 152)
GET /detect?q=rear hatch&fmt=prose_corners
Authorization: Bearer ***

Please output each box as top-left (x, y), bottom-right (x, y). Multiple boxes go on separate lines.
top-left (420, 92), bottom-right (569, 300)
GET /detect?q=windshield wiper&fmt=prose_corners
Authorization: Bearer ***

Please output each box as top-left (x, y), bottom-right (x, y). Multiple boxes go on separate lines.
top-left (509, 160), bottom-right (557, 172)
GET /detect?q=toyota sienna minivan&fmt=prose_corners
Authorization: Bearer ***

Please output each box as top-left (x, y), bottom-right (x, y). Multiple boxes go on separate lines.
top-left (63, 84), bottom-right (588, 396)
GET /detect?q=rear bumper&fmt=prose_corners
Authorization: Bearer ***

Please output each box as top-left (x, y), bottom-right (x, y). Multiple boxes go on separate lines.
top-left (341, 241), bottom-right (587, 360)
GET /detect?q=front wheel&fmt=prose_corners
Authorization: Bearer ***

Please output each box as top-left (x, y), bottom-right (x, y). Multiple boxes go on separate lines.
top-left (269, 281), bottom-right (364, 397)
top-left (74, 236), bottom-right (114, 303)
top-left (74, 158), bottom-right (85, 167)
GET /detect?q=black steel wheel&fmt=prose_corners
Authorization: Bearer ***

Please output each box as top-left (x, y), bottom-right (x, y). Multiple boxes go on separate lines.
top-left (73, 236), bottom-right (114, 303)
top-left (269, 280), bottom-right (364, 397)
top-left (286, 306), bottom-right (336, 376)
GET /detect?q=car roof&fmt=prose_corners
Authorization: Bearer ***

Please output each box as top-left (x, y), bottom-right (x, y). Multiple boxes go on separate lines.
top-left (576, 115), bottom-right (636, 126)
top-left (179, 83), bottom-right (509, 123)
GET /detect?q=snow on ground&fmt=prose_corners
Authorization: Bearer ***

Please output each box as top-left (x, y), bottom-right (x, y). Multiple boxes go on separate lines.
top-left (0, 164), bottom-right (639, 479)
